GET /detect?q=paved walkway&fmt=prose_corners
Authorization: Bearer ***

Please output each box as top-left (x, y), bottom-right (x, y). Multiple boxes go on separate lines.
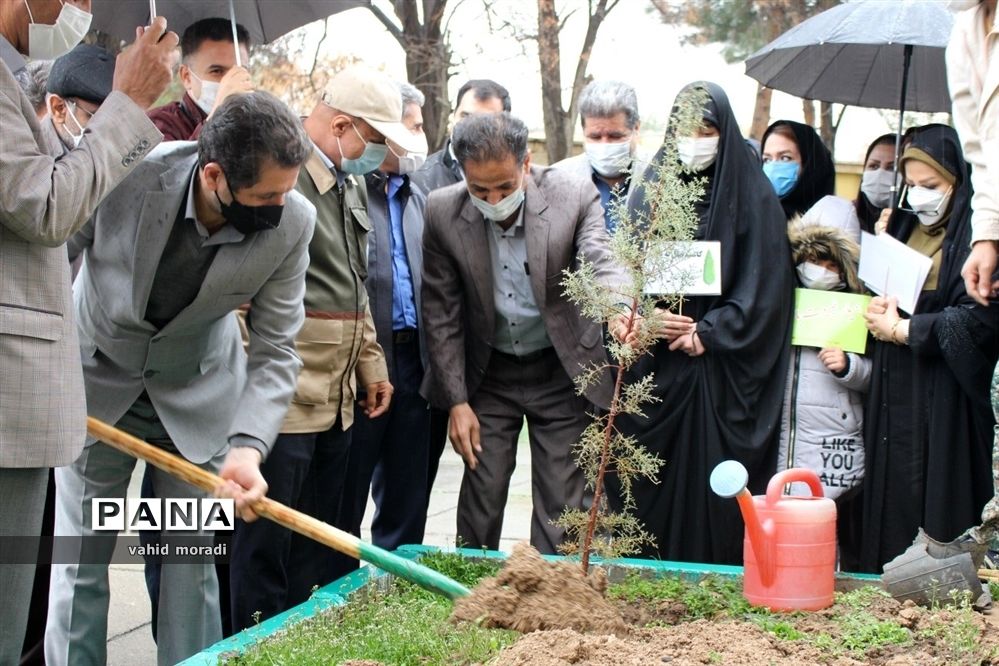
top-left (106, 434), bottom-right (533, 665)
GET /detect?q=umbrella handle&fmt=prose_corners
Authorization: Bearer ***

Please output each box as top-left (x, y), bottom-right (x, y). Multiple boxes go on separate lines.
top-left (890, 44), bottom-right (914, 210)
top-left (229, 0), bottom-right (242, 67)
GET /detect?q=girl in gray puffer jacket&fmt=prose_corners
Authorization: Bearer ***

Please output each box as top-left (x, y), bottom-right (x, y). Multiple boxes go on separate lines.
top-left (778, 220), bottom-right (871, 504)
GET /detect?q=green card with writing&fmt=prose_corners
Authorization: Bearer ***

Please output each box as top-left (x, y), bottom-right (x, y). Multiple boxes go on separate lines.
top-left (791, 289), bottom-right (871, 355)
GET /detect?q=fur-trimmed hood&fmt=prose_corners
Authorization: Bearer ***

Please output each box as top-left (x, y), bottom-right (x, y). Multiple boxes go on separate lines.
top-left (787, 219), bottom-right (864, 294)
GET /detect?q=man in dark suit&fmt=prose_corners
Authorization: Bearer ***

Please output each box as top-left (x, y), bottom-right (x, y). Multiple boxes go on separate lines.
top-left (421, 112), bottom-right (625, 554)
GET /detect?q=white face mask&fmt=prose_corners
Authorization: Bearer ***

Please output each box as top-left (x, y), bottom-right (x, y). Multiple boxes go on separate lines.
top-left (860, 168), bottom-right (896, 209)
top-left (470, 185), bottom-right (525, 222)
top-left (677, 136), bottom-right (719, 172)
top-left (24, 0), bottom-right (92, 61)
top-left (584, 140), bottom-right (632, 178)
top-left (796, 262), bottom-right (842, 291)
top-left (906, 185), bottom-right (952, 226)
top-left (63, 100), bottom-right (90, 148)
top-left (387, 141), bottom-right (427, 176)
top-left (188, 70), bottom-right (221, 115)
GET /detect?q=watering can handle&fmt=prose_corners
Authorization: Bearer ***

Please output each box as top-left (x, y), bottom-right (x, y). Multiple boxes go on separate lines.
top-left (766, 468), bottom-right (824, 506)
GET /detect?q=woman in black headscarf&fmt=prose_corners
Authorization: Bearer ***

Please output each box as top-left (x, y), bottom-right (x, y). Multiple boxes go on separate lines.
top-left (860, 124), bottom-right (999, 571)
top-left (762, 120), bottom-right (836, 221)
top-left (608, 82), bottom-right (794, 565)
top-left (854, 134), bottom-right (898, 234)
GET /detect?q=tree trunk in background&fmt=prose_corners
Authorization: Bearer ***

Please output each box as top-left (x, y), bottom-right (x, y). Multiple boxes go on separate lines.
top-left (534, 0), bottom-right (619, 164)
top-left (802, 98), bottom-right (816, 128)
top-left (750, 84), bottom-right (773, 140)
top-left (819, 100), bottom-right (836, 155)
top-left (537, 0), bottom-right (569, 163)
top-left (366, 1), bottom-right (453, 153)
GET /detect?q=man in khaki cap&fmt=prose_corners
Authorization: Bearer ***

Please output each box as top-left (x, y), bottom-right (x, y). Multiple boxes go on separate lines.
top-left (229, 64), bottom-right (427, 630)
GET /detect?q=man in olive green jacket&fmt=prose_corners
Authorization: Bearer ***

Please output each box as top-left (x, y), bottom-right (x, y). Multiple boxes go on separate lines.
top-left (229, 65), bottom-right (427, 631)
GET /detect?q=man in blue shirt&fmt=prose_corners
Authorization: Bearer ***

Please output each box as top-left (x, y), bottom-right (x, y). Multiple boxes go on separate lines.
top-left (338, 82), bottom-right (432, 553)
top-left (553, 80), bottom-right (644, 233)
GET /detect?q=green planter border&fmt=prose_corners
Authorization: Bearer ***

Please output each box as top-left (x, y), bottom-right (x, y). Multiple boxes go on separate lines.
top-left (179, 546), bottom-right (880, 665)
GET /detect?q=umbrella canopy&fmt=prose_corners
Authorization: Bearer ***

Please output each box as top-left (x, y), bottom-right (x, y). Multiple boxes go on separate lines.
top-left (91, 0), bottom-right (366, 45)
top-left (744, 0), bottom-right (955, 113)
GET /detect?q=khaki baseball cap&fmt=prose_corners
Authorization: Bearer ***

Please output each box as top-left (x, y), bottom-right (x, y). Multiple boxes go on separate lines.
top-left (322, 65), bottom-right (428, 155)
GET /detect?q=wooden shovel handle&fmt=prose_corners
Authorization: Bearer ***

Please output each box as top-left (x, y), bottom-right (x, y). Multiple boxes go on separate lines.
top-left (86, 417), bottom-right (470, 599)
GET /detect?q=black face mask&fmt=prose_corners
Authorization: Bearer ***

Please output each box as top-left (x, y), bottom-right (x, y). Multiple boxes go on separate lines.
top-left (215, 189), bottom-right (284, 235)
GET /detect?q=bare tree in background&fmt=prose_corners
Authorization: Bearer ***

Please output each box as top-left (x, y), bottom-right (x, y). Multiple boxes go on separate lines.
top-left (250, 20), bottom-right (360, 115)
top-left (536, 0), bottom-right (620, 163)
top-left (650, 0), bottom-right (839, 142)
top-left (364, 1), bottom-right (455, 152)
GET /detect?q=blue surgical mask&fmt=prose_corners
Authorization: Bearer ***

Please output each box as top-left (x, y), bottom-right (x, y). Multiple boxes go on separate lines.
top-left (338, 124), bottom-right (389, 175)
top-left (763, 161), bottom-right (800, 198)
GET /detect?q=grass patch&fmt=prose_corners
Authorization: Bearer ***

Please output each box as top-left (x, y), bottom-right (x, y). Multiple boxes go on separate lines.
top-left (608, 572), bottom-right (752, 619)
top-left (225, 552), bottom-right (514, 666)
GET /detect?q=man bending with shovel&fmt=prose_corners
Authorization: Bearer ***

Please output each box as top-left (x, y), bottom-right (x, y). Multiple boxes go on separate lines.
top-left (45, 92), bottom-right (316, 666)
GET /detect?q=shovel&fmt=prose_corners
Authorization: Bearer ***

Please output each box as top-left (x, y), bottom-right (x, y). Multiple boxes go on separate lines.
top-left (86, 417), bottom-right (471, 600)
top-left (881, 529), bottom-right (988, 608)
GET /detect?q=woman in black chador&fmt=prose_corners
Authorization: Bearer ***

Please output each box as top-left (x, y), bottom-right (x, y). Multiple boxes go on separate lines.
top-left (608, 82), bottom-right (793, 564)
top-left (860, 124), bottom-right (999, 571)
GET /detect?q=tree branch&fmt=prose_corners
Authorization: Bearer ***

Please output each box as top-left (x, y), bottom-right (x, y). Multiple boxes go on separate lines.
top-left (366, 2), bottom-right (405, 43)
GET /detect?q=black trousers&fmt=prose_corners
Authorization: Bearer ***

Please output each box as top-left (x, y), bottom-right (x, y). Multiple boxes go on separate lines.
top-left (228, 423), bottom-right (351, 631)
top-left (340, 335), bottom-right (431, 551)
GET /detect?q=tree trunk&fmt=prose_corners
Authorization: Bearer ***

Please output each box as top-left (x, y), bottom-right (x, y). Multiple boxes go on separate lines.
top-left (819, 100), bottom-right (835, 155)
top-left (802, 98), bottom-right (816, 128)
top-left (366, 1), bottom-right (453, 152)
top-left (403, 42), bottom-right (451, 153)
top-left (749, 83), bottom-right (773, 141)
top-left (537, 0), bottom-right (569, 164)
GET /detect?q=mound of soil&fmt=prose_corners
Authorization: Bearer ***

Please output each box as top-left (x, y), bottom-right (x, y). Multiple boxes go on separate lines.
top-left (451, 542), bottom-right (628, 635)
top-left (487, 590), bottom-right (999, 666)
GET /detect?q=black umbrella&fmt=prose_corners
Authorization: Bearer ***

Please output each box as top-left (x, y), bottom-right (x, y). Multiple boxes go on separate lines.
top-left (745, 0), bottom-right (956, 207)
top-left (93, 0), bottom-right (366, 65)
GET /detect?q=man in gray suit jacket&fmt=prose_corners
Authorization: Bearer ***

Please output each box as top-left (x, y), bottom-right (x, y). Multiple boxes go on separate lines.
top-left (45, 92), bottom-right (316, 666)
top-left (421, 112), bottom-right (625, 554)
top-left (0, 6), bottom-right (175, 663)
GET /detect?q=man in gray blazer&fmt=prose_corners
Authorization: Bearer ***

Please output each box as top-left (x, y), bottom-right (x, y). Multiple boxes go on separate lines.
top-left (0, 6), bottom-right (175, 663)
top-left (552, 80), bottom-right (645, 233)
top-left (45, 92), bottom-right (316, 666)
top-left (421, 112), bottom-right (625, 554)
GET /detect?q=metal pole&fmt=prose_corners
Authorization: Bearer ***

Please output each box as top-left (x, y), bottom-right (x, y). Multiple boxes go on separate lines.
top-left (890, 44), bottom-right (913, 210)
top-left (148, 0), bottom-right (156, 22)
top-left (228, 0), bottom-right (242, 67)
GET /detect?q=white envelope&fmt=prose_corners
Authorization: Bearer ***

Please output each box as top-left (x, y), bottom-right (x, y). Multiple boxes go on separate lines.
top-left (858, 231), bottom-right (932, 314)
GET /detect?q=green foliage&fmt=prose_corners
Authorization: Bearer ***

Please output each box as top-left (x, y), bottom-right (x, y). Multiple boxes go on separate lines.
top-left (755, 618), bottom-right (804, 641)
top-left (608, 572), bottom-right (752, 619)
top-left (838, 616), bottom-right (911, 653)
top-left (404, 550), bottom-right (502, 590)
top-left (556, 85), bottom-right (710, 567)
top-left (649, 0), bottom-right (840, 63)
top-left (227, 553), bottom-right (512, 666)
top-left (226, 582), bottom-right (517, 665)
top-left (990, 580), bottom-right (999, 600)
top-left (833, 585), bottom-right (893, 609)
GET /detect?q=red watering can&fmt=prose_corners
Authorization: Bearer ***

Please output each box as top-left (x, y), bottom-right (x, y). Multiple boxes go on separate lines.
top-left (710, 460), bottom-right (837, 611)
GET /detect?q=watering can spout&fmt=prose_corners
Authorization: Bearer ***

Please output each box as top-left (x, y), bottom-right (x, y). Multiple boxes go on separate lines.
top-left (710, 460), bottom-right (777, 587)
